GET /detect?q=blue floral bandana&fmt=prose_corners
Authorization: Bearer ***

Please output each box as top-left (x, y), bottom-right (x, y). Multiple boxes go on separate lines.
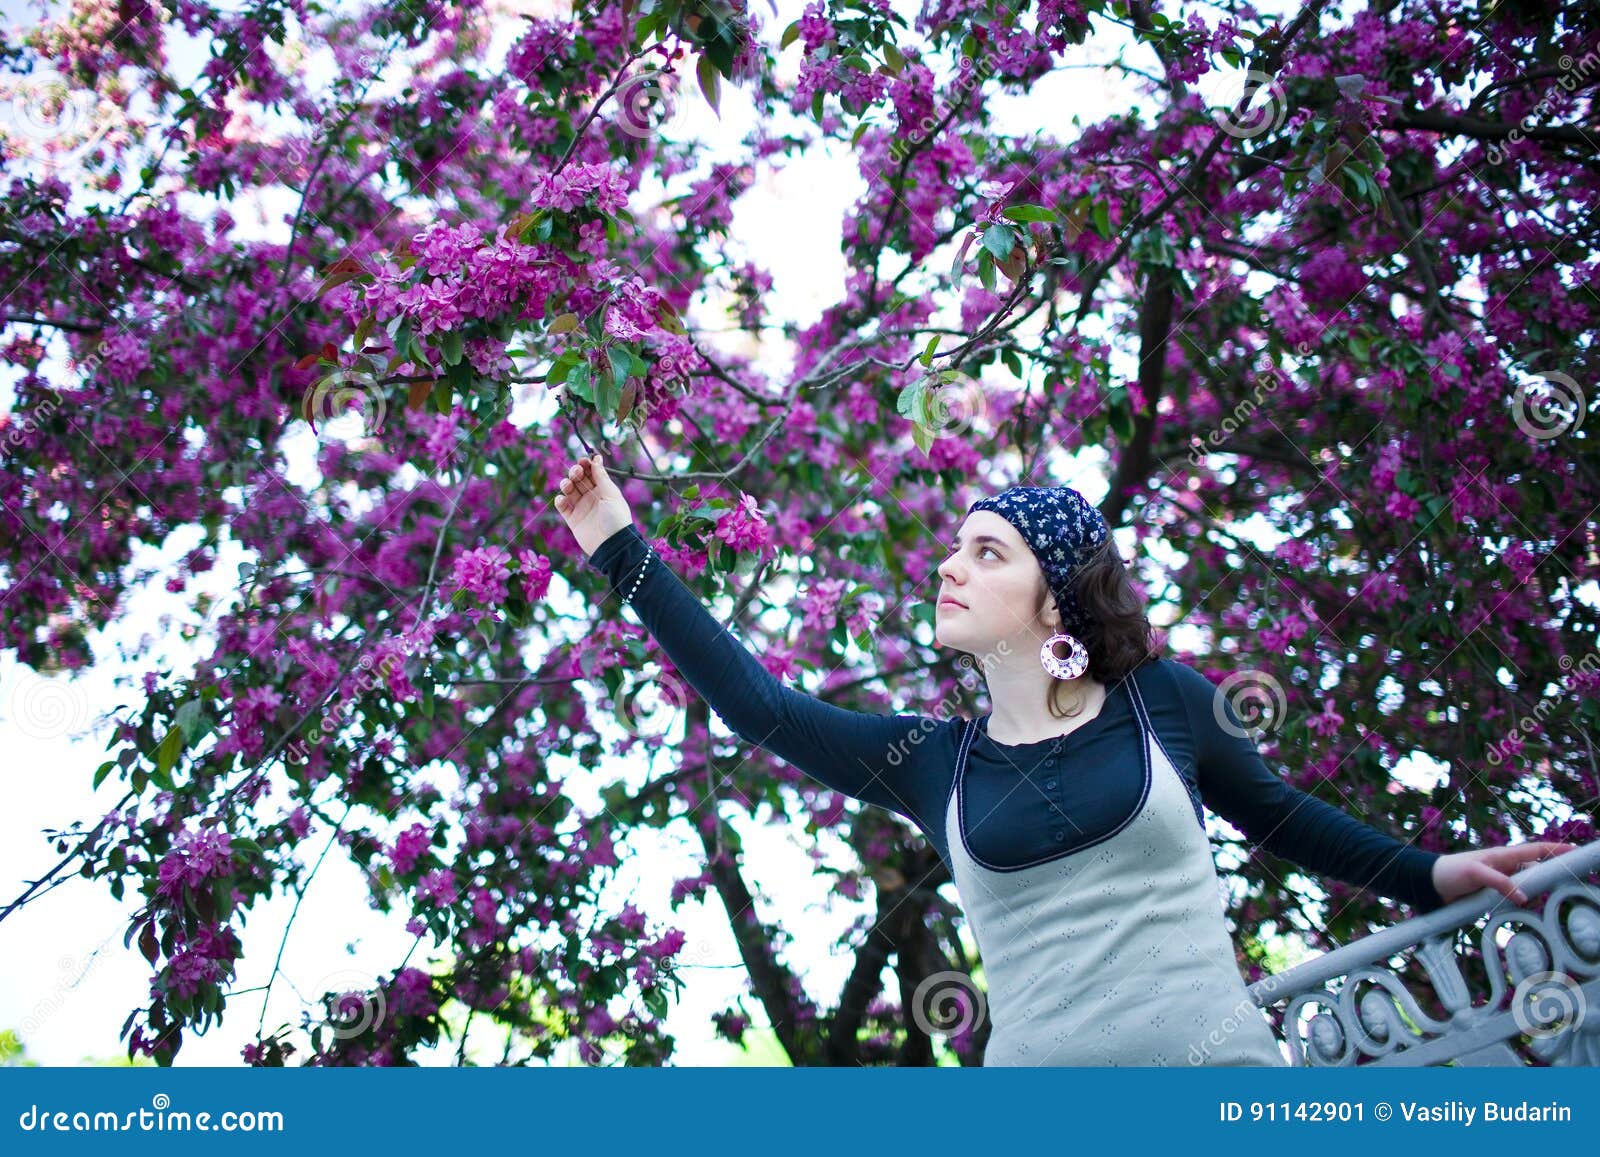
top-left (966, 485), bottom-right (1110, 637)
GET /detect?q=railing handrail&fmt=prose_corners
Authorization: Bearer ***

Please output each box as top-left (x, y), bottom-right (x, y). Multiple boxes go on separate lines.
top-left (1248, 839), bottom-right (1600, 1007)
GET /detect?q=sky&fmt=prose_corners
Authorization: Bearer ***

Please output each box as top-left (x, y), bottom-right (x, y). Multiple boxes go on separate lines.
top-left (0, 0), bottom-right (1482, 1068)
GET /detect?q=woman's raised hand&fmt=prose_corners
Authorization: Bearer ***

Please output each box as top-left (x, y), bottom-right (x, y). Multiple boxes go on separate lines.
top-left (552, 452), bottom-right (635, 558)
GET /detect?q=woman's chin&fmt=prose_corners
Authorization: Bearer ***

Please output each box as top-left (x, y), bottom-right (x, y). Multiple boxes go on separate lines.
top-left (934, 623), bottom-right (970, 650)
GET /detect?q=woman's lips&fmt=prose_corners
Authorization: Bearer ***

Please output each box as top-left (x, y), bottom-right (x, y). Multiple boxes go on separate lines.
top-left (938, 598), bottom-right (966, 609)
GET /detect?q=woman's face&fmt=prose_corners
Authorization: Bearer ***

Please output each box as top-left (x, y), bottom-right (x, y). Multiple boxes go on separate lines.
top-left (934, 511), bottom-right (1054, 654)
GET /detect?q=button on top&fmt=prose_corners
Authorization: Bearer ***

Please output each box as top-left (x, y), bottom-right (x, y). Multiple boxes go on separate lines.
top-left (1053, 830), bottom-right (1065, 841)
top-left (1044, 779), bottom-right (1057, 790)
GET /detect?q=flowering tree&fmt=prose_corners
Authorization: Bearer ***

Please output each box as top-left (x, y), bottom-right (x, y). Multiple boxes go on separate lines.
top-left (2, 0), bottom-right (1596, 1067)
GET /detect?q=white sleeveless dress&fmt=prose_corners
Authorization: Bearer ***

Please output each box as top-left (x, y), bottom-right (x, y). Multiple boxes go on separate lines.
top-left (944, 674), bottom-right (1289, 1066)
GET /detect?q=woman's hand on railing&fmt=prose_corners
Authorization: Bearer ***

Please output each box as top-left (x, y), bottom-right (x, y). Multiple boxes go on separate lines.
top-left (1431, 840), bottom-right (1579, 906)
top-left (552, 452), bottom-right (635, 559)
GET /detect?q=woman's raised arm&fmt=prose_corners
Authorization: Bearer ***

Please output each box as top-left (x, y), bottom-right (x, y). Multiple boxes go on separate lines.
top-left (553, 454), bottom-right (937, 823)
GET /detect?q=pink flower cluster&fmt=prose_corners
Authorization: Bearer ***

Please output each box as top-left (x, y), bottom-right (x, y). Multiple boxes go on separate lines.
top-left (714, 493), bottom-right (770, 554)
top-left (390, 966), bottom-right (439, 1018)
top-left (800, 576), bottom-right (848, 630)
top-left (506, 17), bottom-right (576, 84)
top-left (517, 548), bottom-right (552, 600)
top-left (155, 825), bottom-right (235, 901)
top-left (413, 221), bottom-right (485, 276)
top-left (161, 923), bottom-right (238, 1001)
top-left (416, 867), bottom-right (458, 907)
top-left (531, 162), bottom-right (630, 214)
top-left (449, 544), bottom-right (512, 604)
top-left (363, 227), bottom-right (550, 338)
top-left (389, 822), bottom-right (432, 874)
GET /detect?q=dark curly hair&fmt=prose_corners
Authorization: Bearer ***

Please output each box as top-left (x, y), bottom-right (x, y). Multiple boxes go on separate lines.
top-left (1032, 534), bottom-right (1164, 720)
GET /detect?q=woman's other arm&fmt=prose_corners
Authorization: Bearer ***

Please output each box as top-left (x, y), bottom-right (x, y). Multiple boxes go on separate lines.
top-left (1167, 659), bottom-right (1447, 913)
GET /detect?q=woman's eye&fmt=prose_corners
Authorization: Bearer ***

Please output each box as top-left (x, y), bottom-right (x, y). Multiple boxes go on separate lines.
top-left (979, 546), bottom-right (999, 560)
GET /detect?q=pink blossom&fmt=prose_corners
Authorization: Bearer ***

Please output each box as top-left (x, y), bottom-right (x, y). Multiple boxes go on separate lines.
top-left (389, 822), bottom-right (432, 874)
top-left (449, 545), bottom-right (512, 604)
top-left (162, 922), bottom-right (237, 1000)
top-left (531, 162), bottom-right (630, 214)
top-left (1385, 491), bottom-right (1422, 520)
top-left (642, 928), bottom-right (687, 960)
top-left (517, 548), bottom-right (553, 600)
top-left (156, 825), bottom-right (236, 901)
top-left (800, 577), bottom-right (848, 631)
top-left (416, 867), bottom-right (459, 907)
top-left (714, 493), bottom-right (770, 553)
top-left (1304, 701), bottom-right (1346, 738)
top-left (391, 967), bottom-right (439, 1018)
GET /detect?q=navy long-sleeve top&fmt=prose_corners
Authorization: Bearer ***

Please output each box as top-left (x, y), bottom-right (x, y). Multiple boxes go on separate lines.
top-left (586, 522), bottom-right (1445, 913)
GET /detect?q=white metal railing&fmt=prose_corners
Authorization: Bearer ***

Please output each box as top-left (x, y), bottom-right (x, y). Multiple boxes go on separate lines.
top-left (1248, 841), bottom-right (1600, 1066)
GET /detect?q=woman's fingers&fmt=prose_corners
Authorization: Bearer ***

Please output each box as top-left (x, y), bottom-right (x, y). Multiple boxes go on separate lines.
top-left (553, 458), bottom-right (596, 514)
top-left (1501, 841), bottom-right (1574, 869)
top-left (1472, 864), bottom-right (1526, 906)
top-left (552, 455), bottom-right (608, 515)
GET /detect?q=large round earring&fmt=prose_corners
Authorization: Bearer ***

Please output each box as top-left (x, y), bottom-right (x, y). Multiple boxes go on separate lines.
top-left (1040, 632), bottom-right (1089, 680)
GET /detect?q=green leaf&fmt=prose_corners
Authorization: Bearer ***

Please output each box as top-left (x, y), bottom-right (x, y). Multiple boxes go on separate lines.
top-left (608, 346), bottom-right (630, 388)
top-left (1002, 204), bottom-right (1057, 224)
top-left (896, 377), bottom-right (927, 422)
top-left (982, 223), bottom-right (1015, 260)
top-left (174, 698), bottom-right (203, 741)
top-left (696, 54), bottom-right (721, 117)
top-left (1092, 201), bottom-right (1112, 238)
top-left (565, 362), bottom-right (595, 405)
top-left (1110, 397), bottom-right (1136, 442)
top-left (440, 328), bottom-right (464, 366)
top-left (977, 248), bottom-right (996, 291)
top-left (94, 760), bottom-right (116, 790)
top-left (643, 985), bottom-right (668, 1019)
top-left (155, 726), bottom-right (182, 789)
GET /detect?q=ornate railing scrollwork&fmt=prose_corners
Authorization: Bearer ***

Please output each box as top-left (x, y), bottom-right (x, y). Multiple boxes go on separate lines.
top-left (1248, 842), bottom-right (1600, 1066)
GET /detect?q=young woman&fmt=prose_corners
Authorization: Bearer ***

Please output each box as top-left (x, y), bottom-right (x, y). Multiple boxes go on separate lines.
top-left (552, 452), bottom-right (1575, 1066)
